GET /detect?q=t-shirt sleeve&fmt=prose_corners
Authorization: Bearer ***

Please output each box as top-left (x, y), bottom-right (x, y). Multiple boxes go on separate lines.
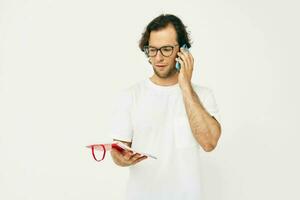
top-left (109, 89), bottom-right (133, 142)
top-left (194, 86), bottom-right (221, 124)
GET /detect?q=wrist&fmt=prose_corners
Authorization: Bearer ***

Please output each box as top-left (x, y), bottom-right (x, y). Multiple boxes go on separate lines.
top-left (180, 83), bottom-right (193, 96)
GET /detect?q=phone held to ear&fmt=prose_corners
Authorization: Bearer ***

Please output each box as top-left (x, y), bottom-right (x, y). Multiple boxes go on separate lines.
top-left (175, 44), bottom-right (189, 71)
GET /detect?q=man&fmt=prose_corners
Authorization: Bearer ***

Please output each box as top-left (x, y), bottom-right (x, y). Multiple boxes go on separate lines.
top-left (110, 14), bottom-right (221, 200)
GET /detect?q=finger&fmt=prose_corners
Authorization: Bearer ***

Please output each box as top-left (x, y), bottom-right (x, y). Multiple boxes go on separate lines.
top-left (187, 53), bottom-right (194, 69)
top-left (132, 156), bottom-right (148, 165)
top-left (123, 150), bottom-right (134, 161)
top-left (180, 48), bottom-right (194, 69)
top-left (120, 152), bottom-right (141, 166)
top-left (180, 47), bottom-right (189, 58)
top-left (179, 50), bottom-right (192, 69)
top-left (130, 153), bottom-right (143, 162)
top-left (176, 57), bottom-right (185, 71)
top-left (177, 52), bottom-right (189, 69)
top-left (181, 47), bottom-right (192, 61)
top-left (189, 53), bottom-right (194, 65)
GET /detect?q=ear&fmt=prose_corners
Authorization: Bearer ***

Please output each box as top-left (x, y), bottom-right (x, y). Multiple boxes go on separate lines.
top-left (148, 58), bottom-right (152, 65)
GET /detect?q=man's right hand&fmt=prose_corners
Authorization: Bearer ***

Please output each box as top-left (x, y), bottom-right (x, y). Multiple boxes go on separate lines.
top-left (110, 148), bottom-right (148, 167)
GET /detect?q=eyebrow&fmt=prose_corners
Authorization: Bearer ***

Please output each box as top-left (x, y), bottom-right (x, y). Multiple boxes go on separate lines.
top-left (148, 45), bottom-right (174, 48)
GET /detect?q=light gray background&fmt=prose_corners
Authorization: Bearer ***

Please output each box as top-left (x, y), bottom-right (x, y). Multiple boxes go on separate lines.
top-left (1, 0), bottom-right (299, 199)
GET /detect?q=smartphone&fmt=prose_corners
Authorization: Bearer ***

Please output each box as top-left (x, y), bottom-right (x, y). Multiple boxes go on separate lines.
top-left (175, 44), bottom-right (189, 71)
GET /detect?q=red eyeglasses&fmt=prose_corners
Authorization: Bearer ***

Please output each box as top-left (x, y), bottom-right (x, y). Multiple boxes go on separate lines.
top-left (86, 141), bottom-right (157, 162)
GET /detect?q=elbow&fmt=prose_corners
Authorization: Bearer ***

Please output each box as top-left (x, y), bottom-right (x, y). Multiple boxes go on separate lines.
top-left (197, 125), bottom-right (222, 152)
top-left (205, 126), bottom-right (221, 152)
top-left (200, 132), bottom-right (220, 152)
top-left (202, 142), bottom-right (216, 152)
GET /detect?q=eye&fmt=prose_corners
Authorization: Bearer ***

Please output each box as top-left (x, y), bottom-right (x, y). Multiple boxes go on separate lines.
top-left (149, 48), bottom-right (157, 53)
top-left (162, 46), bottom-right (173, 52)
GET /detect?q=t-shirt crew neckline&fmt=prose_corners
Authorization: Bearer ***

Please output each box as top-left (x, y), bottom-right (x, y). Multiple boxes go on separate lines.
top-left (145, 77), bottom-right (180, 94)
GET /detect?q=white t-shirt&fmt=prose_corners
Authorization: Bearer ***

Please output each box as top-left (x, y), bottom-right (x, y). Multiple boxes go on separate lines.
top-left (110, 78), bottom-right (220, 200)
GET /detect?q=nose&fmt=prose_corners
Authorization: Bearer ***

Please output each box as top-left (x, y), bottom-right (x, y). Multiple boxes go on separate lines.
top-left (154, 50), bottom-right (164, 62)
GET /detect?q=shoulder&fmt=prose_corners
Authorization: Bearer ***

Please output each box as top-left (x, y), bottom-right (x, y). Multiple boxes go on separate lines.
top-left (192, 83), bottom-right (220, 122)
top-left (191, 83), bottom-right (214, 99)
top-left (191, 83), bottom-right (218, 108)
top-left (113, 79), bottom-right (145, 104)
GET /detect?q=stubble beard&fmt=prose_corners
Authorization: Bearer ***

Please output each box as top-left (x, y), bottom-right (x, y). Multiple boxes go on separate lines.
top-left (153, 65), bottom-right (177, 79)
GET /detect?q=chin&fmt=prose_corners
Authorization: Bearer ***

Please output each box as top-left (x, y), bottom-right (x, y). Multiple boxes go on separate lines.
top-left (154, 67), bottom-right (177, 79)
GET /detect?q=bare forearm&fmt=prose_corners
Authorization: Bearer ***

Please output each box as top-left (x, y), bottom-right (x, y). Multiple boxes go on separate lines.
top-left (182, 86), bottom-right (221, 152)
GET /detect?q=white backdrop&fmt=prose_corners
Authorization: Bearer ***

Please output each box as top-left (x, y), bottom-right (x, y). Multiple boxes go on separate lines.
top-left (1, 0), bottom-right (299, 199)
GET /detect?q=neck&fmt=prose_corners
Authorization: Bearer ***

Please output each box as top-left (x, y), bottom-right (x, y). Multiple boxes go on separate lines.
top-left (150, 73), bottom-right (178, 86)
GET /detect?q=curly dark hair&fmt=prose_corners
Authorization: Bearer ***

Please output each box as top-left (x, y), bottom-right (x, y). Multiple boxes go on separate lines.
top-left (139, 14), bottom-right (192, 54)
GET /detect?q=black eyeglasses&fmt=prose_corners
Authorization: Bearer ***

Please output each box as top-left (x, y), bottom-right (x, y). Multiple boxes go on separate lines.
top-left (143, 44), bottom-right (179, 57)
